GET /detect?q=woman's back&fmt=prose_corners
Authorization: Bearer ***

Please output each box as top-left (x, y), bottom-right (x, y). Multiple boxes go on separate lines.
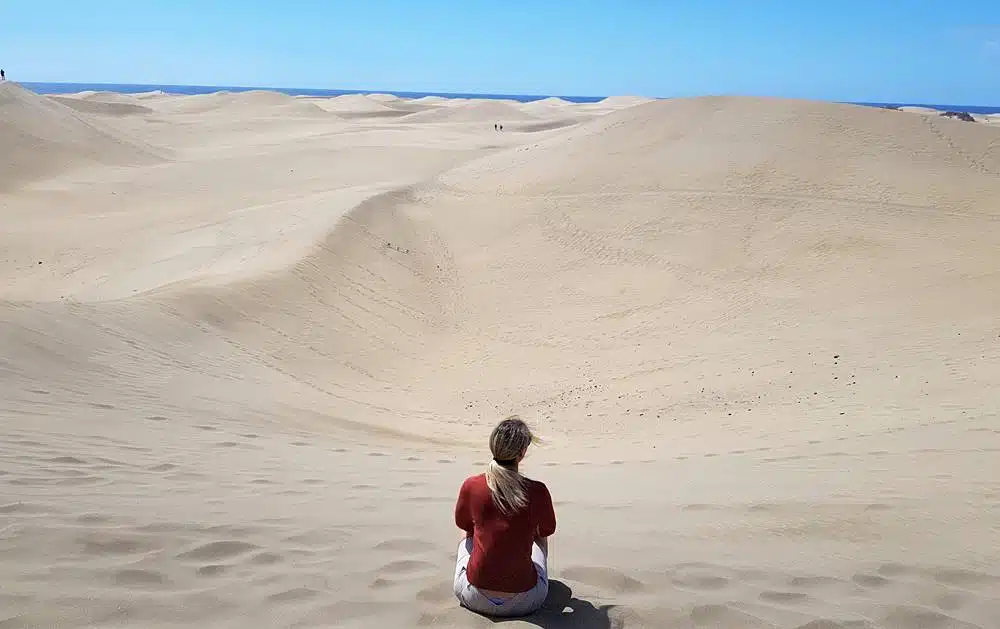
top-left (455, 472), bottom-right (556, 592)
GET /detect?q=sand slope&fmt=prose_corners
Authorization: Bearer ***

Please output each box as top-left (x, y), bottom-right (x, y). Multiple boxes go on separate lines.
top-left (0, 83), bottom-right (164, 190)
top-left (51, 95), bottom-right (154, 116)
top-left (444, 96), bottom-right (1000, 202)
top-left (404, 99), bottom-right (539, 123)
top-left (150, 91), bottom-right (329, 118)
top-left (2, 86), bottom-right (1000, 629)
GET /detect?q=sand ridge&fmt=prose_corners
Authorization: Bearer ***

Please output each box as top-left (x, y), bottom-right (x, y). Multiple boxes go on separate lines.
top-left (0, 83), bottom-right (166, 190)
top-left (402, 98), bottom-right (542, 123)
top-left (2, 82), bottom-right (1000, 628)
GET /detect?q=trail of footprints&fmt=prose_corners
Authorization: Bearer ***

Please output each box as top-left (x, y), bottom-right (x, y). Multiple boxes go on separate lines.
top-left (4, 458), bottom-right (999, 628)
top-left (5, 406), bottom-right (1000, 628)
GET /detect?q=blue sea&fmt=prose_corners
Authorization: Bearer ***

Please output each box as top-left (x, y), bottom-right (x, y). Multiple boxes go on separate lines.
top-left (19, 82), bottom-right (1000, 114)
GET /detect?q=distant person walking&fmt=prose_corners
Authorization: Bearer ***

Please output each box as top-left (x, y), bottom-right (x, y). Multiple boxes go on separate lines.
top-left (1, 69), bottom-right (5, 81)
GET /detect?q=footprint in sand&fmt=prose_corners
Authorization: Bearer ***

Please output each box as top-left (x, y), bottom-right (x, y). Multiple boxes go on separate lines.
top-left (879, 606), bottom-right (971, 629)
top-left (416, 581), bottom-right (455, 603)
top-left (379, 559), bottom-right (437, 576)
top-left (177, 540), bottom-right (259, 561)
top-left (933, 591), bottom-right (966, 611)
top-left (47, 455), bottom-right (87, 464)
top-left (283, 530), bottom-right (345, 548)
top-left (196, 564), bottom-right (228, 577)
top-left (787, 575), bottom-right (845, 590)
top-left (373, 538), bottom-right (435, 553)
top-left (251, 551), bottom-right (284, 565)
top-left (793, 621), bottom-right (871, 629)
top-left (671, 573), bottom-right (730, 590)
top-left (561, 565), bottom-right (644, 594)
top-left (0, 502), bottom-right (49, 515)
top-left (112, 568), bottom-right (168, 588)
top-left (689, 604), bottom-right (775, 627)
top-left (269, 587), bottom-right (321, 603)
top-left (852, 573), bottom-right (890, 588)
top-left (80, 533), bottom-right (157, 557)
top-left (759, 590), bottom-right (811, 604)
top-left (932, 567), bottom-right (1000, 588)
top-left (864, 503), bottom-right (892, 512)
top-left (876, 563), bottom-right (918, 578)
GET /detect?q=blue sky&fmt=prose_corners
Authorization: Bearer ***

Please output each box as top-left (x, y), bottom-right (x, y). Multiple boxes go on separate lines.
top-left (1, 0), bottom-right (997, 103)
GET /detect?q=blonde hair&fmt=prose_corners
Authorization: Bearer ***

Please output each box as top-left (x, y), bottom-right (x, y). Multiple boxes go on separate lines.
top-left (485, 415), bottom-right (537, 515)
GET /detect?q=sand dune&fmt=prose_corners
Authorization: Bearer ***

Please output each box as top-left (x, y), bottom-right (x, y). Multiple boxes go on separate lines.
top-left (403, 99), bottom-right (539, 124)
top-left (411, 95), bottom-right (450, 104)
top-left (153, 90), bottom-right (329, 118)
top-left (59, 89), bottom-right (139, 104)
top-left (528, 96), bottom-right (575, 106)
top-left (133, 89), bottom-right (170, 99)
top-left (149, 90), bottom-right (240, 113)
top-left (3, 84), bottom-right (1000, 629)
top-left (0, 82), bottom-right (164, 190)
top-left (574, 95), bottom-right (656, 115)
top-left (306, 94), bottom-right (438, 116)
top-left (79, 90), bottom-right (138, 104)
top-left (443, 96), bottom-right (1000, 202)
top-left (51, 95), bottom-right (154, 116)
top-left (898, 105), bottom-right (940, 114)
top-left (366, 92), bottom-right (403, 103)
top-left (595, 95), bottom-right (654, 108)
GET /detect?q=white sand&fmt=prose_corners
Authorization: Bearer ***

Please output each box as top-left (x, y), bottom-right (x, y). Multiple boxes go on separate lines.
top-left (897, 105), bottom-right (941, 115)
top-left (2, 81), bottom-right (1000, 629)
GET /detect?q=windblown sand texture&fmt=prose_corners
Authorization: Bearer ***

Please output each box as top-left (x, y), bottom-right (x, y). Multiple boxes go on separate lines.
top-left (2, 82), bottom-right (1000, 629)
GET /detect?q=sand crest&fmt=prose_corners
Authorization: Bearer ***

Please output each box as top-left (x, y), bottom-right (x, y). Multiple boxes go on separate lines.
top-left (2, 84), bottom-right (999, 629)
top-left (51, 95), bottom-right (154, 116)
top-left (403, 99), bottom-right (539, 124)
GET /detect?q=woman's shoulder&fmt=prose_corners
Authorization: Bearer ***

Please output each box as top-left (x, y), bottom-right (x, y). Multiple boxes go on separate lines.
top-left (460, 473), bottom-right (487, 488)
top-left (524, 476), bottom-right (551, 494)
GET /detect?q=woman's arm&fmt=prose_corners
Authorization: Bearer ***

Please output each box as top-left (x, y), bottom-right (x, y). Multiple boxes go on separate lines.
top-left (534, 483), bottom-right (557, 538)
top-left (454, 479), bottom-right (474, 535)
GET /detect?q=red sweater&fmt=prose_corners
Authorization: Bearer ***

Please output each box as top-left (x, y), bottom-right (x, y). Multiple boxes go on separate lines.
top-left (454, 473), bottom-right (557, 592)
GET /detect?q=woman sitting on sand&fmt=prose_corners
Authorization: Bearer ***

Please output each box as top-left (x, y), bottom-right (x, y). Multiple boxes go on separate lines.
top-left (453, 416), bottom-right (556, 617)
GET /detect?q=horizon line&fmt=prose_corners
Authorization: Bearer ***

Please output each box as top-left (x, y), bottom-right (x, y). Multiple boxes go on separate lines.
top-left (15, 81), bottom-right (1000, 111)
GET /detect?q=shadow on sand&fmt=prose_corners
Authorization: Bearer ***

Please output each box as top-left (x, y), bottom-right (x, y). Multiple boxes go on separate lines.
top-left (489, 580), bottom-right (616, 629)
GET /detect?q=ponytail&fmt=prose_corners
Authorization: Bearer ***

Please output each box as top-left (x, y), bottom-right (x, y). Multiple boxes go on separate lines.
top-left (485, 415), bottom-right (535, 515)
top-left (485, 459), bottom-right (528, 515)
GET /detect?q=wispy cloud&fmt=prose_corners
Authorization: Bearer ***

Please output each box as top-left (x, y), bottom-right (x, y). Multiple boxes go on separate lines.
top-left (947, 25), bottom-right (1000, 59)
top-left (984, 39), bottom-right (1000, 59)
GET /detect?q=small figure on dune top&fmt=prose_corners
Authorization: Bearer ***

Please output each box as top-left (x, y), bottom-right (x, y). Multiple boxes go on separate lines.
top-left (453, 416), bottom-right (556, 617)
top-left (1, 69), bottom-right (6, 81)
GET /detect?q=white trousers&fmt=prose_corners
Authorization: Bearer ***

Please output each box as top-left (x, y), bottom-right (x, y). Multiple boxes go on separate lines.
top-left (453, 537), bottom-right (549, 617)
